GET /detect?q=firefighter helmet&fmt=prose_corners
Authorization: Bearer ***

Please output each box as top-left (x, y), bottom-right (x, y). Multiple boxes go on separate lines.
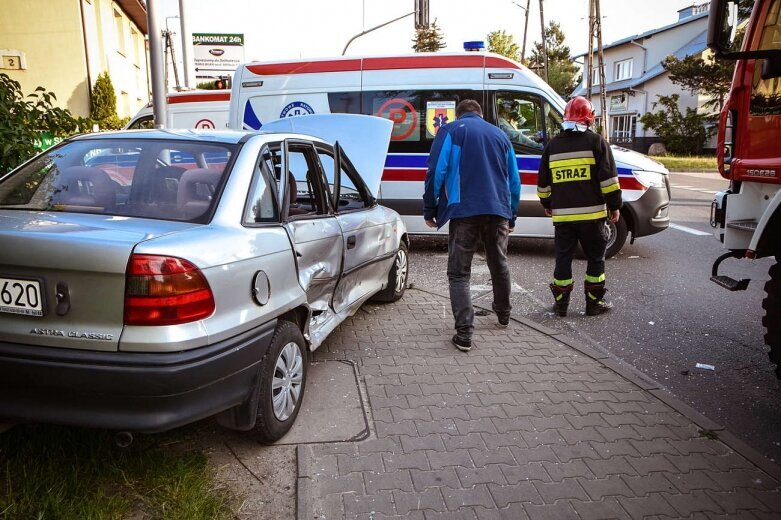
top-left (564, 96), bottom-right (596, 126)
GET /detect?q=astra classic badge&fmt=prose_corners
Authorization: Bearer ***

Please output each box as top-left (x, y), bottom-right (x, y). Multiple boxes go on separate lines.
top-left (30, 328), bottom-right (113, 340)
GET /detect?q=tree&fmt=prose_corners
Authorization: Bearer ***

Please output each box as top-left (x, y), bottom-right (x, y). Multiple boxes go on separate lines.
top-left (639, 94), bottom-right (715, 155)
top-left (90, 72), bottom-right (127, 130)
top-left (662, 54), bottom-right (734, 112)
top-left (0, 73), bottom-right (85, 173)
top-left (487, 30), bottom-right (520, 62)
top-left (529, 22), bottom-right (579, 96)
top-left (413, 20), bottom-right (446, 53)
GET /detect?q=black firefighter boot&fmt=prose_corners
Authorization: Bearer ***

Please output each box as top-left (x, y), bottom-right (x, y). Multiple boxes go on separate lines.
top-left (549, 283), bottom-right (573, 317)
top-left (585, 282), bottom-right (613, 316)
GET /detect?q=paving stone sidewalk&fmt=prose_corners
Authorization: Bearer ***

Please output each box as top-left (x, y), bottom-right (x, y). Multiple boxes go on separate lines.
top-left (297, 289), bottom-right (781, 519)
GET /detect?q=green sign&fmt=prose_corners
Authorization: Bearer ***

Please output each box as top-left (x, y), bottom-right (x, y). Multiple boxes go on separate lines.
top-left (32, 132), bottom-right (63, 151)
top-left (193, 33), bottom-right (244, 46)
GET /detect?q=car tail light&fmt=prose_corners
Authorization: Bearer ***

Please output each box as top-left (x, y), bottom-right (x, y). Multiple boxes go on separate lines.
top-left (124, 254), bottom-right (215, 326)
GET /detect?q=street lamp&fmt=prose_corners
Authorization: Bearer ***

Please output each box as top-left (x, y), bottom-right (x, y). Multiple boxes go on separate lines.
top-left (511, 0), bottom-right (531, 63)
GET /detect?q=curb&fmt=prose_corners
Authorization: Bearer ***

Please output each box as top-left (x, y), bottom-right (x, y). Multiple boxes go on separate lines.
top-left (409, 286), bottom-right (781, 483)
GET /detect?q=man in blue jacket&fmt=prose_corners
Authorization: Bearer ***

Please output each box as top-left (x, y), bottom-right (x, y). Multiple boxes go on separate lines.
top-left (423, 99), bottom-right (521, 352)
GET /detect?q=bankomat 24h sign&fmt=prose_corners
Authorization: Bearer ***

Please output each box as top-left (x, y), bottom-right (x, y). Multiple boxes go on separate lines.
top-left (193, 33), bottom-right (245, 73)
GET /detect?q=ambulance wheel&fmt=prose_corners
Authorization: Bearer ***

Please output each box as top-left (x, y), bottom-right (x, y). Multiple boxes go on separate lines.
top-left (604, 217), bottom-right (628, 259)
top-left (761, 259), bottom-right (781, 379)
top-left (371, 242), bottom-right (409, 303)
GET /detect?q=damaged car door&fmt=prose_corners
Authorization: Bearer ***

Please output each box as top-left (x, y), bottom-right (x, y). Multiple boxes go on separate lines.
top-left (277, 139), bottom-right (342, 315)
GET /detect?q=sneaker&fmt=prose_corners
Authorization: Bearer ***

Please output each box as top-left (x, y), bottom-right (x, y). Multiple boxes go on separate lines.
top-left (451, 335), bottom-right (472, 352)
top-left (497, 314), bottom-right (510, 328)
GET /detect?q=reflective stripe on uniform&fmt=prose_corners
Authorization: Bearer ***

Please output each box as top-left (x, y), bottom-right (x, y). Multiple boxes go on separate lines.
top-left (600, 177), bottom-right (620, 194)
top-left (537, 185), bottom-right (551, 199)
top-left (553, 278), bottom-right (573, 286)
top-left (549, 157), bottom-right (596, 170)
top-left (549, 150), bottom-right (594, 162)
top-left (585, 273), bottom-right (605, 283)
top-left (552, 210), bottom-right (608, 223)
top-left (551, 204), bottom-right (606, 216)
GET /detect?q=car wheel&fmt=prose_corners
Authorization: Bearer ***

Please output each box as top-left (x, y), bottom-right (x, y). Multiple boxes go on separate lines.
top-left (604, 216), bottom-right (628, 259)
top-left (370, 241), bottom-right (409, 303)
top-left (253, 320), bottom-right (307, 443)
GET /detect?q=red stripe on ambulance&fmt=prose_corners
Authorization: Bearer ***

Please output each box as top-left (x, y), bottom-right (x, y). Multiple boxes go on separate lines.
top-left (167, 92), bottom-right (231, 104)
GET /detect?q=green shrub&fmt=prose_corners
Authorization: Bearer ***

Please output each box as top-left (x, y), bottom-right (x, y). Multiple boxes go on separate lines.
top-left (639, 94), bottom-right (715, 156)
top-left (0, 73), bottom-right (86, 173)
top-left (90, 72), bottom-right (117, 122)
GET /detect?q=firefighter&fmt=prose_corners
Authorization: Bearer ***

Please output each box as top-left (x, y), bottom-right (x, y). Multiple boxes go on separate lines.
top-left (537, 96), bottom-right (622, 316)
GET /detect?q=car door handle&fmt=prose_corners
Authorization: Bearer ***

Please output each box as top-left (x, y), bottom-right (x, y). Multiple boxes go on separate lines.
top-left (346, 235), bottom-right (356, 249)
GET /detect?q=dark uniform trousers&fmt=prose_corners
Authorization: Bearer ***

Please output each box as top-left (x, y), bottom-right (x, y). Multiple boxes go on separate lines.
top-left (553, 220), bottom-right (607, 284)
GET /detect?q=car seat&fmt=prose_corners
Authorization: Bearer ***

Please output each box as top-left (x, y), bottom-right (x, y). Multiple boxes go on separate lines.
top-left (177, 168), bottom-right (222, 219)
top-left (52, 166), bottom-right (117, 211)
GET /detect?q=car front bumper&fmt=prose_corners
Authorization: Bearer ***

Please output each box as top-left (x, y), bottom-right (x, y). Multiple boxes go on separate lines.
top-left (625, 183), bottom-right (670, 238)
top-left (0, 320), bottom-right (276, 433)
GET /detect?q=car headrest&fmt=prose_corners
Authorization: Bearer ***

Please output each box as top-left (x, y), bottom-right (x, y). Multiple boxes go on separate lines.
top-left (54, 166), bottom-right (116, 209)
top-left (177, 168), bottom-right (222, 219)
top-left (287, 171), bottom-right (297, 204)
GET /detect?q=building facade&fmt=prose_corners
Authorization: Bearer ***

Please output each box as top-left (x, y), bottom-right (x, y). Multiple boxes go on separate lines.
top-left (572, 3), bottom-right (712, 153)
top-left (0, 0), bottom-right (149, 119)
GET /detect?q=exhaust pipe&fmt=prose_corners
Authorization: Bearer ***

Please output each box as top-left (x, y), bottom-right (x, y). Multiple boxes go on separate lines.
top-left (114, 431), bottom-right (134, 448)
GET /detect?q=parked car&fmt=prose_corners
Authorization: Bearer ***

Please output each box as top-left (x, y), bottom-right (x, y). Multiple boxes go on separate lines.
top-left (0, 115), bottom-right (409, 442)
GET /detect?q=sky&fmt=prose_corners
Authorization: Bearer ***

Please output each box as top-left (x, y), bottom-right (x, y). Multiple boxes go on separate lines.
top-left (157, 0), bottom-right (707, 76)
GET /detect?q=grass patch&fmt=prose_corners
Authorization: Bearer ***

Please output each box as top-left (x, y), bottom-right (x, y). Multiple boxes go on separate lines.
top-left (0, 424), bottom-right (233, 520)
top-left (650, 155), bottom-right (718, 172)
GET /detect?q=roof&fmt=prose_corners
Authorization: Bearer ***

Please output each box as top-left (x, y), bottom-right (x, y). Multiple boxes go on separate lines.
top-left (115, 0), bottom-right (148, 35)
top-left (572, 29), bottom-right (707, 97)
top-left (574, 10), bottom-right (708, 58)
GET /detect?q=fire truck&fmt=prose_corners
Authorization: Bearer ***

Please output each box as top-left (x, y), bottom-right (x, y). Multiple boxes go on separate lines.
top-left (708, 0), bottom-right (781, 377)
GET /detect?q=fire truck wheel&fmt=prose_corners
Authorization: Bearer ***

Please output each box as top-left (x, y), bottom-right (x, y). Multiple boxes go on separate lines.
top-left (762, 259), bottom-right (781, 379)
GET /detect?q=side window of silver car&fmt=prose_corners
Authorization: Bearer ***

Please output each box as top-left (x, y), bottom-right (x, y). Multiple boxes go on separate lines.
top-left (244, 144), bottom-right (279, 224)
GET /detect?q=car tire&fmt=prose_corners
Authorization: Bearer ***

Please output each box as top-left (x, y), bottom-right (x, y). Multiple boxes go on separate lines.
top-left (604, 216), bottom-right (628, 259)
top-left (370, 241), bottom-right (409, 303)
top-left (762, 259), bottom-right (781, 379)
top-left (253, 320), bottom-right (307, 443)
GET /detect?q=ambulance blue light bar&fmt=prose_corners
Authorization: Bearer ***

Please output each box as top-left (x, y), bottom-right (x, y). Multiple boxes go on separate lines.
top-left (464, 41), bottom-right (485, 51)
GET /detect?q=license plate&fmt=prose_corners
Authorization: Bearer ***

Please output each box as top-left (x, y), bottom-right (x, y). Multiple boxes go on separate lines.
top-left (0, 277), bottom-right (44, 317)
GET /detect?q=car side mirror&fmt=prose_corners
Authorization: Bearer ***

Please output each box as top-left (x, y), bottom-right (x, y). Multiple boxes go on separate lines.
top-left (762, 58), bottom-right (781, 80)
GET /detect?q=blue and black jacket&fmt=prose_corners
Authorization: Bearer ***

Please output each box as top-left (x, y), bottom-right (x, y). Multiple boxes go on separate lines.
top-left (423, 112), bottom-right (521, 228)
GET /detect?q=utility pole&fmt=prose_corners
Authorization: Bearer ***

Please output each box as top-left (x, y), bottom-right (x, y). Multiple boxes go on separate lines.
top-left (179, 0), bottom-right (194, 89)
top-left (164, 29), bottom-right (181, 91)
top-left (586, 0), bottom-right (608, 139)
top-left (595, 0), bottom-right (608, 140)
top-left (521, 0), bottom-right (531, 62)
top-left (538, 0), bottom-right (549, 83)
top-left (147, 0), bottom-right (167, 128)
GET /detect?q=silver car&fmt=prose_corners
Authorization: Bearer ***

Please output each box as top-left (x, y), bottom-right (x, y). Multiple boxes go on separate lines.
top-left (0, 115), bottom-right (409, 442)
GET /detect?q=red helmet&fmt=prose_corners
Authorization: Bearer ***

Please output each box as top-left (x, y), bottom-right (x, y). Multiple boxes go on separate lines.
top-left (564, 96), bottom-right (595, 126)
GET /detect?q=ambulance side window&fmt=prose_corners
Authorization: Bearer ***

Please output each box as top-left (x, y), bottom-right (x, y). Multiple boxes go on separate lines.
top-left (327, 92), bottom-right (361, 114)
top-left (361, 90), bottom-right (482, 153)
top-left (544, 101), bottom-right (564, 141)
top-left (493, 91), bottom-right (546, 154)
top-left (127, 115), bottom-right (154, 129)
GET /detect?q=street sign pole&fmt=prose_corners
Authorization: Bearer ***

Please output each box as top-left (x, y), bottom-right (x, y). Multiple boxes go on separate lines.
top-left (147, 0), bottom-right (167, 128)
top-left (179, 0), bottom-right (194, 89)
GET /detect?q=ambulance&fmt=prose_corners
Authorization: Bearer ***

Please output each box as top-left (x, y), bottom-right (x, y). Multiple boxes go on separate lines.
top-left (125, 90), bottom-right (231, 130)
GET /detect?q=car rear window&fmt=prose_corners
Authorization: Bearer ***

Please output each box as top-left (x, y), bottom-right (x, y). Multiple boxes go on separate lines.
top-left (0, 138), bottom-right (236, 222)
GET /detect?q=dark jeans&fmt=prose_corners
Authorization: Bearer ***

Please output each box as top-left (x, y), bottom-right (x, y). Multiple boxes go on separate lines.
top-left (553, 220), bottom-right (608, 282)
top-left (447, 215), bottom-right (512, 340)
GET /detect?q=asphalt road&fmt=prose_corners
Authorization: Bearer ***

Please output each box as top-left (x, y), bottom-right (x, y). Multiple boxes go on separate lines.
top-left (407, 171), bottom-right (781, 463)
